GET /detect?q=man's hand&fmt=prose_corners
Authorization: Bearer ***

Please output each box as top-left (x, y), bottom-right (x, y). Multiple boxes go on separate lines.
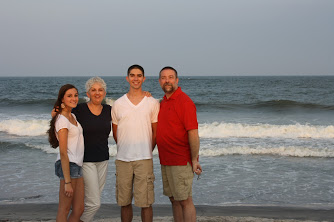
top-left (192, 160), bottom-right (202, 175)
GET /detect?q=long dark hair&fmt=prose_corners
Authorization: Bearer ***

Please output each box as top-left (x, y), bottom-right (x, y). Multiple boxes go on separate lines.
top-left (47, 84), bottom-right (78, 148)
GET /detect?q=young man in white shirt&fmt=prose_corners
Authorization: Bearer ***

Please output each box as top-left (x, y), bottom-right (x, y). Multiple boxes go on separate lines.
top-left (111, 64), bottom-right (159, 222)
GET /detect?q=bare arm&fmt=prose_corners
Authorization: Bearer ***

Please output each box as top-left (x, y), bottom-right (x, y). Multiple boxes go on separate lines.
top-left (188, 129), bottom-right (202, 175)
top-left (58, 128), bottom-right (73, 197)
top-left (151, 122), bottom-right (157, 151)
top-left (112, 123), bottom-right (118, 144)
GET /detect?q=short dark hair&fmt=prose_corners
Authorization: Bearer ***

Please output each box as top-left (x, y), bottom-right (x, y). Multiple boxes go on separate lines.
top-left (159, 66), bottom-right (178, 78)
top-left (128, 64), bottom-right (145, 76)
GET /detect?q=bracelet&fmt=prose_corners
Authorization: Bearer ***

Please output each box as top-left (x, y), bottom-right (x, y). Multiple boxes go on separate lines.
top-left (65, 181), bottom-right (71, 184)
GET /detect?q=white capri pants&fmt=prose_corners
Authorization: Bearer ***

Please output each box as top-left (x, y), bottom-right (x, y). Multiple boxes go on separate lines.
top-left (80, 160), bottom-right (108, 222)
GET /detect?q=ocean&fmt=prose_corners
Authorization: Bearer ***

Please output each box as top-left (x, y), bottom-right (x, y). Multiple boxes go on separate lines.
top-left (0, 76), bottom-right (334, 208)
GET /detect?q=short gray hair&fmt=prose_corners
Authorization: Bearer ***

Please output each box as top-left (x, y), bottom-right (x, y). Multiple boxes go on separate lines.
top-left (85, 76), bottom-right (107, 92)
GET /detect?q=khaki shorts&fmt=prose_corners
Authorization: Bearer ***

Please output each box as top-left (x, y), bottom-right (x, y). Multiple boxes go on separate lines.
top-left (115, 159), bottom-right (155, 208)
top-left (161, 162), bottom-right (194, 201)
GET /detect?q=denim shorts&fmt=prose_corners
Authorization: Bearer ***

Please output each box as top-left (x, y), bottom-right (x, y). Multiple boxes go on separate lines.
top-left (55, 160), bottom-right (83, 179)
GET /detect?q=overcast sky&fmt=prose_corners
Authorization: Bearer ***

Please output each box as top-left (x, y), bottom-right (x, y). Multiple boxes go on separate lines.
top-left (0, 0), bottom-right (333, 76)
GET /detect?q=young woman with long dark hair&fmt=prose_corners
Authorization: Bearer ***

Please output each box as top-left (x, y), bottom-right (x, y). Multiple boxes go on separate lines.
top-left (48, 84), bottom-right (85, 221)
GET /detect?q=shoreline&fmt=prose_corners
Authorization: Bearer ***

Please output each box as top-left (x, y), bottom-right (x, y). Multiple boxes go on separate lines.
top-left (0, 204), bottom-right (334, 221)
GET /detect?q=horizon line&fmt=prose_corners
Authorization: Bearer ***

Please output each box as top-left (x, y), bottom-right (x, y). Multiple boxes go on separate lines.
top-left (1, 74), bottom-right (334, 78)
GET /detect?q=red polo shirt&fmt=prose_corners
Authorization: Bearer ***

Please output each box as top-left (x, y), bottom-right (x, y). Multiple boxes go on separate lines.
top-left (157, 87), bottom-right (198, 165)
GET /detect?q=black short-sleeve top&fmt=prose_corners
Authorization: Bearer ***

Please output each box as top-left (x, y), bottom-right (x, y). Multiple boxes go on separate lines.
top-left (72, 103), bottom-right (111, 162)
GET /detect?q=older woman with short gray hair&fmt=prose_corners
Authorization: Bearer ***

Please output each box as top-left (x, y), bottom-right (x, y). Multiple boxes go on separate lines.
top-left (72, 76), bottom-right (112, 222)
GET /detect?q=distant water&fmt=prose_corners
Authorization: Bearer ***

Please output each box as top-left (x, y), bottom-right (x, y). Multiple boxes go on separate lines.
top-left (0, 76), bottom-right (334, 208)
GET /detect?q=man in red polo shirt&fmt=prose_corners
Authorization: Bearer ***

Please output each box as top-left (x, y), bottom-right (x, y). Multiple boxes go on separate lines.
top-left (156, 66), bottom-right (202, 222)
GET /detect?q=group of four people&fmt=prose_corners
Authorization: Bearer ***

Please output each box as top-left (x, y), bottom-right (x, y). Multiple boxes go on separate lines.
top-left (47, 65), bottom-right (202, 222)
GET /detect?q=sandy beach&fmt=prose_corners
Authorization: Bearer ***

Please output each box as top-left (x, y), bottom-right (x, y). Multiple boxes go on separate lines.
top-left (0, 204), bottom-right (333, 222)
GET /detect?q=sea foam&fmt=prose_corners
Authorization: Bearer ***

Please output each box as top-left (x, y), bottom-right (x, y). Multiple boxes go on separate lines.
top-left (1, 119), bottom-right (334, 139)
top-left (13, 123), bottom-right (334, 158)
top-left (199, 122), bottom-right (334, 139)
top-left (0, 119), bottom-right (49, 136)
top-left (198, 146), bottom-right (334, 158)
top-left (0, 97), bottom-right (117, 137)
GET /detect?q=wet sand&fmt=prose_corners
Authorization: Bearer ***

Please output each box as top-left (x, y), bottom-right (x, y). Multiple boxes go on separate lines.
top-left (1, 204), bottom-right (334, 221)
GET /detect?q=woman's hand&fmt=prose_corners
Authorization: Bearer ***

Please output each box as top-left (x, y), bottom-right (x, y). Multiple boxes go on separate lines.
top-left (64, 183), bottom-right (73, 198)
top-left (144, 91), bottom-right (152, 97)
top-left (51, 106), bottom-right (59, 118)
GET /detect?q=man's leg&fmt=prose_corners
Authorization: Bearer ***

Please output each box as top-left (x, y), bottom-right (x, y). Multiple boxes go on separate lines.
top-left (121, 204), bottom-right (133, 222)
top-left (161, 165), bottom-right (184, 221)
top-left (115, 160), bottom-right (134, 222)
top-left (168, 196), bottom-right (196, 222)
top-left (165, 163), bottom-right (195, 222)
top-left (133, 159), bottom-right (154, 222)
top-left (179, 196), bottom-right (196, 222)
top-left (169, 197), bottom-right (184, 222)
top-left (141, 206), bottom-right (153, 222)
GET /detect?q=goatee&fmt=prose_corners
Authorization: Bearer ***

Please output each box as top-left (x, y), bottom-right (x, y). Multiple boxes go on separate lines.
top-left (162, 83), bottom-right (174, 93)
